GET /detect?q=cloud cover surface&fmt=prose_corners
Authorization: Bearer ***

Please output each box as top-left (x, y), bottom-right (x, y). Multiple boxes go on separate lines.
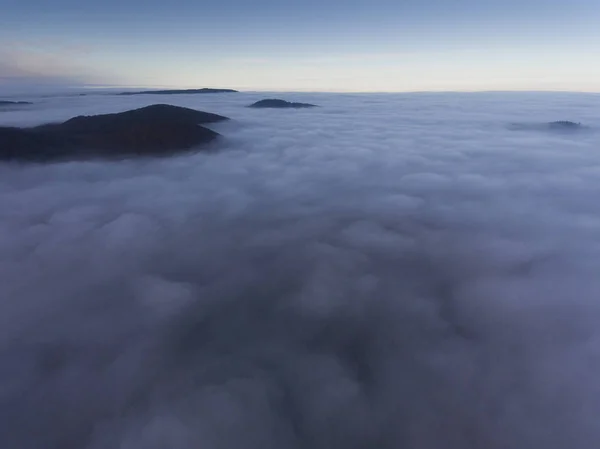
top-left (1, 92), bottom-right (600, 448)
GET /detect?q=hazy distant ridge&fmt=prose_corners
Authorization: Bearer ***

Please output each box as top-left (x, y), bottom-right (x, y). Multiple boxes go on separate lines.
top-left (118, 88), bottom-right (239, 96)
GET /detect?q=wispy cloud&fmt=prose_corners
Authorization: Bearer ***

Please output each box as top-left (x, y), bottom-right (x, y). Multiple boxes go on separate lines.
top-left (0, 40), bottom-right (115, 92)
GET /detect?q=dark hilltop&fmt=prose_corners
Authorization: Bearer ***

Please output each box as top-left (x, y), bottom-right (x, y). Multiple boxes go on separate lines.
top-left (0, 104), bottom-right (229, 163)
top-left (248, 99), bottom-right (318, 109)
top-left (0, 101), bottom-right (33, 106)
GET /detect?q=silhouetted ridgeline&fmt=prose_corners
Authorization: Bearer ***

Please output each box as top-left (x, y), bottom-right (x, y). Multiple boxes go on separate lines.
top-left (508, 120), bottom-right (586, 132)
top-left (118, 88), bottom-right (238, 95)
top-left (0, 104), bottom-right (229, 162)
top-left (248, 99), bottom-right (318, 108)
top-left (0, 101), bottom-right (33, 106)
top-left (548, 120), bottom-right (582, 130)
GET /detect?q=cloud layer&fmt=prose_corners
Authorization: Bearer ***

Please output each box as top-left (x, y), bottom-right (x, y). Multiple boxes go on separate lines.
top-left (1, 92), bottom-right (600, 448)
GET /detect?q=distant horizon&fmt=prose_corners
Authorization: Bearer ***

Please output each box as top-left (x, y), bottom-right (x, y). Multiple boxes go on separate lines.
top-left (2, 84), bottom-right (600, 97)
top-left (83, 85), bottom-right (600, 94)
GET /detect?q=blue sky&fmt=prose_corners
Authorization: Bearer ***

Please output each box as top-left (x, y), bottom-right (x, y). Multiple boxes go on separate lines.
top-left (1, 0), bottom-right (599, 92)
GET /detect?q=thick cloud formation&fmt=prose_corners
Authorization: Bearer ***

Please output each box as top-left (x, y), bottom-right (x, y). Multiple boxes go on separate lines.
top-left (1, 92), bottom-right (600, 449)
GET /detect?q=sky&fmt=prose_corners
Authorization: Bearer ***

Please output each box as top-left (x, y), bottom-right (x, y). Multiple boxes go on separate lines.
top-left (1, 0), bottom-right (600, 92)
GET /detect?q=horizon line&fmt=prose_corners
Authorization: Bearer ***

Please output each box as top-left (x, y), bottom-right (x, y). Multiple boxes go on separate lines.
top-left (77, 85), bottom-right (600, 95)
top-left (2, 85), bottom-right (600, 97)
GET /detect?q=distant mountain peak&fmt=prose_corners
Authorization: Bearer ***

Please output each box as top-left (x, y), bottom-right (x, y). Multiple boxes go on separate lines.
top-left (118, 88), bottom-right (238, 96)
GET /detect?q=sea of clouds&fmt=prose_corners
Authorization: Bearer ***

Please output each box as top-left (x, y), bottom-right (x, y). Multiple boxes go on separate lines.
top-left (1, 91), bottom-right (600, 448)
